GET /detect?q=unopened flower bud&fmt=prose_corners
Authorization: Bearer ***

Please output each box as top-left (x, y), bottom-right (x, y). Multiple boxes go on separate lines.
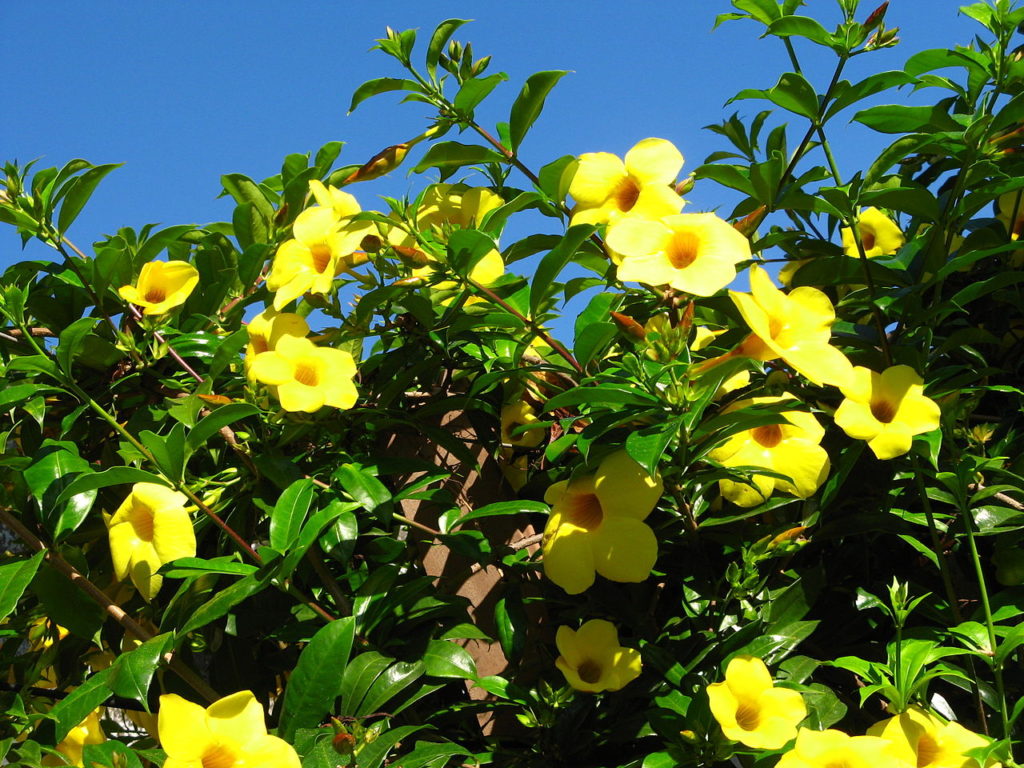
top-left (675, 175), bottom-right (695, 196)
top-left (611, 311), bottom-right (646, 340)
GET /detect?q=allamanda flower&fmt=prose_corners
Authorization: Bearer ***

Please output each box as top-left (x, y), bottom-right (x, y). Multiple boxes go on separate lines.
top-left (47, 709), bottom-right (105, 767)
top-left (777, 728), bottom-right (912, 768)
top-left (106, 483), bottom-right (196, 602)
top-left (118, 260), bottom-right (199, 316)
top-left (244, 307), bottom-right (309, 376)
top-left (555, 619), bottom-right (641, 693)
top-left (266, 184), bottom-right (373, 310)
top-left (841, 207), bottom-right (905, 258)
top-left (250, 335), bottom-right (358, 413)
top-left (158, 691), bottom-right (299, 768)
top-left (416, 183), bottom-right (503, 231)
top-left (868, 707), bottom-right (996, 768)
top-left (708, 396), bottom-right (830, 508)
top-left (542, 450), bottom-right (663, 594)
top-left (606, 212), bottom-right (750, 296)
top-left (833, 365), bottom-right (940, 459)
top-left (707, 655), bottom-right (807, 750)
top-left (501, 400), bottom-right (545, 448)
top-left (568, 138), bottom-right (685, 226)
top-left (727, 265), bottom-right (853, 388)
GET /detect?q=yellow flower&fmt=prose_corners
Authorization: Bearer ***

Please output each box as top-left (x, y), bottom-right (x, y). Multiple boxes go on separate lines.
top-left (833, 365), bottom-right (941, 459)
top-left (568, 138), bottom-right (685, 226)
top-left (414, 248), bottom-right (505, 306)
top-left (729, 265), bottom-right (853, 388)
top-left (707, 656), bottom-right (806, 750)
top-left (118, 260), bottom-right (199, 316)
top-left (777, 728), bottom-right (913, 768)
top-left (555, 619), bottom-right (641, 693)
top-left (841, 207), bottom-right (905, 258)
top-left (708, 396), bottom-right (830, 508)
top-left (501, 401), bottom-right (545, 448)
top-left (417, 183), bottom-right (504, 231)
top-left (106, 483), bottom-right (196, 601)
top-left (48, 709), bottom-right (105, 767)
top-left (244, 307), bottom-right (309, 376)
top-left (266, 183), bottom-right (374, 310)
top-left (606, 212), bottom-right (750, 296)
top-left (867, 707), bottom-right (996, 768)
top-left (250, 335), bottom-right (358, 412)
top-left (543, 451), bottom-right (663, 594)
top-left (157, 691), bottom-right (300, 768)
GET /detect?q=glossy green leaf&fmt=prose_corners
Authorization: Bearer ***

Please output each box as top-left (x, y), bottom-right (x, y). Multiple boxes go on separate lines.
top-left (529, 223), bottom-right (595, 315)
top-left (0, 552), bottom-right (45, 621)
top-left (356, 725), bottom-right (424, 768)
top-left (110, 633), bottom-right (173, 704)
top-left (766, 15), bottom-right (836, 47)
top-left (279, 617), bottom-right (356, 741)
top-left (454, 72), bottom-right (508, 115)
top-left (56, 163), bottom-right (122, 232)
top-left (270, 478), bottom-right (315, 551)
top-left (24, 440), bottom-right (96, 540)
top-left (334, 463), bottom-right (392, 512)
top-left (426, 19), bottom-right (469, 78)
top-left (734, 72), bottom-right (820, 120)
top-left (422, 639), bottom-right (477, 680)
top-left (348, 77), bottom-right (423, 113)
top-left (185, 403), bottom-right (259, 455)
top-left (49, 668), bottom-right (113, 742)
top-left (625, 420), bottom-right (679, 476)
top-left (508, 70), bottom-right (567, 151)
top-left (411, 141), bottom-right (507, 174)
top-left (176, 570), bottom-right (272, 636)
top-left (56, 317), bottom-right (99, 376)
top-left (139, 423), bottom-right (187, 483)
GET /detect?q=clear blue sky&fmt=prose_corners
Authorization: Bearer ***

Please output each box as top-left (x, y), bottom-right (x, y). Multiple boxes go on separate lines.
top-left (2, 1), bottom-right (981, 326)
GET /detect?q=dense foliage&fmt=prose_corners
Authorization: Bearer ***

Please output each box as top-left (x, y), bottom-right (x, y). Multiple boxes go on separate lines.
top-left (2, 2), bottom-right (1024, 767)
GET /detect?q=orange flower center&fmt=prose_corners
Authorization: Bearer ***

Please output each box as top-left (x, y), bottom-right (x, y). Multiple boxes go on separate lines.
top-left (667, 229), bottom-right (700, 269)
top-left (249, 335), bottom-right (269, 355)
top-left (861, 229), bottom-right (876, 251)
top-left (870, 399), bottom-right (896, 424)
top-left (201, 742), bottom-right (238, 768)
top-left (613, 176), bottom-right (641, 213)
top-left (127, 503), bottom-right (155, 541)
top-left (768, 315), bottom-right (786, 340)
top-left (734, 701), bottom-right (761, 731)
top-left (577, 659), bottom-right (602, 684)
top-left (915, 733), bottom-right (941, 768)
top-left (309, 243), bottom-right (333, 273)
top-left (564, 492), bottom-right (604, 530)
top-left (143, 286), bottom-right (167, 304)
top-left (294, 361), bottom-right (320, 387)
top-left (752, 424), bottom-right (783, 448)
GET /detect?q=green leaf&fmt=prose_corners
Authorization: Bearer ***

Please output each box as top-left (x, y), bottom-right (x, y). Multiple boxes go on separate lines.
top-left (625, 420), bottom-right (679, 476)
top-left (573, 322), bottom-right (617, 369)
top-left (825, 71), bottom-right (915, 120)
top-left (186, 403), bottom-right (259, 455)
top-left (544, 385), bottom-right (659, 411)
top-left (139, 423), bottom-right (187, 483)
top-left (411, 141), bottom-right (507, 174)
top-left (176, 569), bottom-right (273, 636)
top-left (334, 464), bottom-right (392, 512)
top-left (0, 552), bottom-right (45, 621)
top-left (24, 440), bottom-right (96, 540)
top-left (56, 317), bottom-right (99, 376)
top-left (232, 201), bottom-right (269, 251)
top-left (160, 557), bottom-right (258, 578)
top-left (356, 725), bottom-right (425, 768)
top-left (447, 228), bottom-right (498, 278)
top-left (348, 77), bottom-right (423, 113)
top-left (220, 174), bottom-right (275, 222)
top-left (766, 15), bottom-right (836, 47)
top-left (426, 19), bottom-right (469, 78)
top-left (447, 500), bottom-right (548, 529)
top-left (31, 562), bottom-right (105, 640)
top-left (392, 742), bottom-right (472, 768)
top-left (49, 668), bottom-right (113, 742)
top-left (270, 479), bottom-right (315, 552)
top-left (733, 72), bottom-right (820, 120)
top-left (509, 71), bottom-right (567, 151)
top-left (82, 741), bottom-right (143, 768)
top-left (340, 653), bottom-right (424, 718)
top-left (422, 639), bottom-right (477, 679)
top-left (529, 224), bottom-right (595, 315)
top-left (853, 103), bottom-right (962, 134)
top-left (56, 164), bottom-right (122, 232)
top-left (281, 500), bottom-right (361, 575)
top-left (57, 467), bottom-right (168, 506)
top-left (109, 633), bottom-right (173, 704)
top-left (279, 617), bottom-right (356, 741)
top-left (453, 73), bottom-right (508, 115)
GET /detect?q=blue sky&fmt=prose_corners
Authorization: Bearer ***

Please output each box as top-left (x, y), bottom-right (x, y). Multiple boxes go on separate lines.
top-left (2, 1), bottom-right (982, 331)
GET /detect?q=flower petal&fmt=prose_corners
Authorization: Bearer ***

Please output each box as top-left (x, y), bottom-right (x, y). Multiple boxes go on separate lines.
top-left (158, 694), bottom-right (213, 760)
top-left (624, 138), bottom-right (684, 185)
top-left (594, 451), bottom-right (663, 520)
top-left (543, 522), bottom-right (596, 594)
top-left (569, 152), bottom-right (627, 206)
top-left (206, 691), bottom-right (268, 744)
top-left (589, 516), bottom-right (658, 583)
